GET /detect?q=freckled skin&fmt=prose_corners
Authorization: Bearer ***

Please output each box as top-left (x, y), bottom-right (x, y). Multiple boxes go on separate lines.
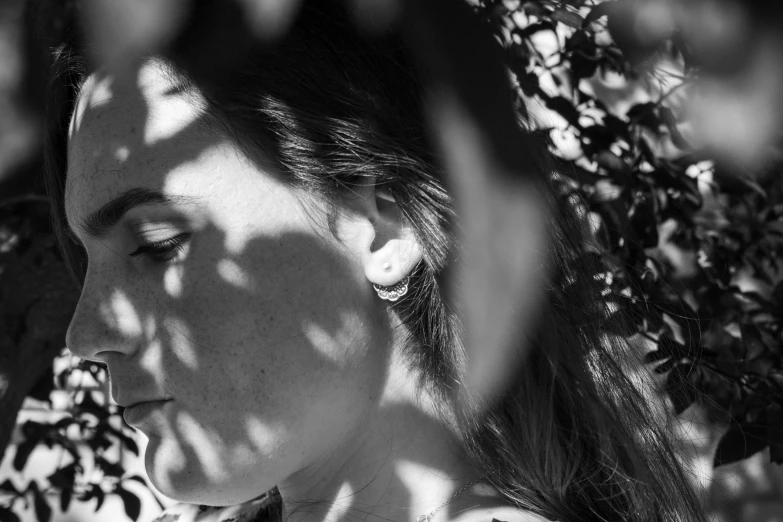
top-left (65, 61), bottom-right (393, 506)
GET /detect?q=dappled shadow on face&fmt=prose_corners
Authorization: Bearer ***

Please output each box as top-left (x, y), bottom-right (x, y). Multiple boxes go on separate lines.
top-left (64, 61), bottom-right (467, 521)
top-left (66, 63), bottom-right (222, 218)
top-left (125, 224), bottom-right (388, 500)
top-left (80, 223), bottom-right (463, 519)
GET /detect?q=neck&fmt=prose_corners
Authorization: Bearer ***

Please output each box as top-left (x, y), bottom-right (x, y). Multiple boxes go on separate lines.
top-left (278, 355), bottom-right (483, 522)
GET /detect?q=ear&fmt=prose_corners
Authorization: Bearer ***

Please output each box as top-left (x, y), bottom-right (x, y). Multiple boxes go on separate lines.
top-left (362, 186), bottom-right (423, 287)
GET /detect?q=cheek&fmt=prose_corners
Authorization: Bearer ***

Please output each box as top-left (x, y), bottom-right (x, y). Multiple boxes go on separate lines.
top-left (171, 227), bottom-right (389, 399)
top-left (141, 225), bottom-right (391, 499)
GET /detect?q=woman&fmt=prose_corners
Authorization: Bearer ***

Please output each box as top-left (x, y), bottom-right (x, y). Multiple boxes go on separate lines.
top-left (44, 2), bottom-right (706, 522)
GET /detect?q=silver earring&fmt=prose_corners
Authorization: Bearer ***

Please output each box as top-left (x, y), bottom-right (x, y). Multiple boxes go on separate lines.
top-left (373, 276), bottom-right (410, 302)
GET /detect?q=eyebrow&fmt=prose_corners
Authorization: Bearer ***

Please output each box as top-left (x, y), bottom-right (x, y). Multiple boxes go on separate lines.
top-left (71, 188), bottom-right (195, 239)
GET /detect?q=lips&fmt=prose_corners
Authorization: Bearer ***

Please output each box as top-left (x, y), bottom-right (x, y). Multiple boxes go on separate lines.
top-left (122, 398), bottom-right (172, 426)
top-left (112, 383), bottom-right (172, 410)
top-left (117, 396), bottom-right (171, 409)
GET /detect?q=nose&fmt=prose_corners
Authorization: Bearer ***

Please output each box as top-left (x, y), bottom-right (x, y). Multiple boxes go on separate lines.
top-left (66, 271), bottom-right (144, 362)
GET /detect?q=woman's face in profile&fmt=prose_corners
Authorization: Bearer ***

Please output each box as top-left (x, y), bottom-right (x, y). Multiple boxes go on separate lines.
top-left (64, 61), bottom-right (394, 505)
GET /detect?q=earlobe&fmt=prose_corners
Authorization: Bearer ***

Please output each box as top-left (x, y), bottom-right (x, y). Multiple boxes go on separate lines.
top-left (363, 187), bottom-right (423, 288)
top-left (365, 237), bottom-right (422, 287)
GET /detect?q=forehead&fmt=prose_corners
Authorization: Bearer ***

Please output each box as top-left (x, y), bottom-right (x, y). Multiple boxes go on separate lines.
top-left (65, 60), bottom-right (213, 225)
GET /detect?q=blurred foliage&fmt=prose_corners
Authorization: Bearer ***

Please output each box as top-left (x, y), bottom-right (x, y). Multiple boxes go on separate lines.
top-left (0, 361), bottom-right (150, 522)
top-left (473, 0), bottom-right (783, 466)
top-left (1, 0), bottom-right (783, 521)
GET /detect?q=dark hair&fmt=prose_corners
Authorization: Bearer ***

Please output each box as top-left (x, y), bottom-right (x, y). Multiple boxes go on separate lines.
top-left (43, 3), bottom-right (705, 521)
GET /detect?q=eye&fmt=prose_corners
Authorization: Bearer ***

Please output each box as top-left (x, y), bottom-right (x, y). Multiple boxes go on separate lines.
top-left (129, 233), bottom-right (191, 263)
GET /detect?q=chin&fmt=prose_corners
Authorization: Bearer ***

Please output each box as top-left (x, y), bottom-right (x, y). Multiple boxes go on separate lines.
top-left (143, 434), bottom-right (277, 506)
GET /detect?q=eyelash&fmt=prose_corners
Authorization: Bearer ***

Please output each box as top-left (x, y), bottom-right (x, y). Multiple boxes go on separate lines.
top-left (129, 233), bottom-right (191, 263)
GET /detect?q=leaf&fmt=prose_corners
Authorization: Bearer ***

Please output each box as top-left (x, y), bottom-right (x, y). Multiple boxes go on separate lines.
top-left (75, 390), bottom-right (110, 421)
top-left (514, 20), bottom-right (556, 40)
top-left (31, 484), bottom-right (52, 522)
top-left (0, 479), bottom-right (18, 494)
top-left (580, 126), bottom-right (616, 156)
top-left (21, 421), bottom-right (48, 440)
top-left (113, 428), bottom-right (140, 456)
top-left (53, 416), bottom-right (78, 431)
top-left (658, 334), bottom-right (686, 358)
top-left (591, 179), bottom-right (623, 203)
top-left (739, 324), bottom-right (766, 360)
top-left (584, 1), bottom-right (617, 25)
top-left (47, 463), bottom-right (77, 489)
top-left (595, 150), bottom-right (625, 172)
top-left (410, 0), bottom-right (552, 406)
top-left (12, 439), bottom-right (36, 472)
top-left (551, 8), bottom-right (584, 29)
top-left (737, 176), bottom-right (767, 198)
top-left (543, 95), bottom-right (582, 127)
top-left (96, 456), bottom-right (125, 478)
top-left (629, 194), bottom-right (658, 248)
top-left (659, 107), bottom-right (690, 149)
top-left (626, 102), bottom-right (660, 129)
top-left (605, 2), bottom-right (661, 66)
top-left (115, 486), bottom-right (141, 521)
top-left (665, 364), bottom-right (698, 414)
top-left (93, 486), bottom-right (105, 512)
top-left (0, 506), bottom-right (22, 522)
top-left (644, 349), bottom-right (670, 364)
top-left (565, 29), bottom-right (595, 55)
top-left (60, 488), bottom-right (72, 512)
top-left (570, 52), bottom-right (599, 81)
top-left (124, 475), bottom-right (148, 487)
top-left (89, 430), bottom-right (113, 452)
top-left (653, 357), bottom-right (677, 374)
top-left (714, 422), bottom-right (770, 467)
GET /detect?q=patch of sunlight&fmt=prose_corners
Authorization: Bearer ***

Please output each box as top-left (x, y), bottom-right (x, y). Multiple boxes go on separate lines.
top-left (550, 127), bottom-right (582, 161)
top-left (324, 482), bottom-right (357, 521)
top-left (300, 311), bottom-right (365, 363)
top-left (70, 74), bottom-right (114, 138)
top-left (114, 145), bottom-right (130, 162)
top-left (163, 316), bottom-right (199, 371)
top-left (163, 262), bottom-right (184, 297)
top-left (688, 451), bottom-right (716, 493)
top-left (65, 366), bottom-right (101, 388)
top-left (139, 336), bottom-right (164, 376)
top-left (104, 287), bottom-right (143, 337)
top-left (217, 258), bottom-right (255, 289)
top-left (301, 321), bottom-right (342, 362)
top-left (395, 459), bottom-right (450, 514)
top-left (743, 451), bottom-right (771, 484)
top-left (144, 313), bottom-right (157, 339)
top-left (50, 390), bottom-right (70, 411)
top-left (139, 61), bottom-right (205, 145)
top-left (243, 416), bottom-right (285, 457)
top-left (143, 93), bottom-right (203, 145)
top-left (174, 411), bottom-right (226, 484)
top-left (685, 160), bottom-right (715, 194)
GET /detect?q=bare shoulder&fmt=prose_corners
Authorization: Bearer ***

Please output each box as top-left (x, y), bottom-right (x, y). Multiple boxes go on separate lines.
top-left (450, 505), bottom-right (554, 522)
